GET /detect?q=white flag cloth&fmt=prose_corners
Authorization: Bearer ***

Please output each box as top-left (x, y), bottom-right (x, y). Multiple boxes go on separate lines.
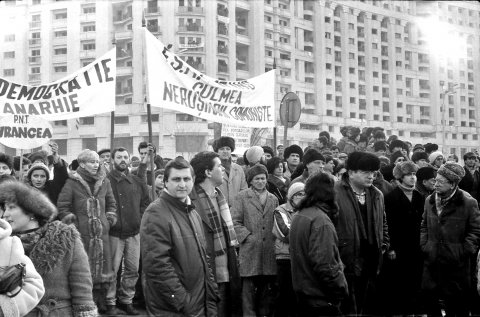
top-left (144, 28), bottom-right (276, 128)
top-left (0, 49), bottom-right (116, 120)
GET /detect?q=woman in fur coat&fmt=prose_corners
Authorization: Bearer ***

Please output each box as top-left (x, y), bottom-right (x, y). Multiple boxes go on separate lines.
top-left (0, 181), bottom-right (97, 317)
top-left (0, 219), bottom-right (45, 317)
top-left (57, 149), bottom-right (117, 313)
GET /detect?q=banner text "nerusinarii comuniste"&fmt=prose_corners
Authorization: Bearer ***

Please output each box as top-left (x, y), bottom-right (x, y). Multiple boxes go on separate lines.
top-left (163, 82), bottom-right (272, 123)
top-left (0, 59), bottom-right (113, 115)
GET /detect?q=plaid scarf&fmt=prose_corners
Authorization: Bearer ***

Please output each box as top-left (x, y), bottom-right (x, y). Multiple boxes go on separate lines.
top-left (195, 186), bottom-right (238, 256)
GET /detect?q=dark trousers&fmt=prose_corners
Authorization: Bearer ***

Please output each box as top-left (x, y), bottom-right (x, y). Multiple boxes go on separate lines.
top-left (423, 291), bottom-right (470, 317)
top-left (274, 259), bottom-right (297, 317)
top-left (242, 276), bottom-right (276, 317)
top-left (297, 304), bottom-right (342, 317)
top-left (341, 273), bottom-right (377, 316)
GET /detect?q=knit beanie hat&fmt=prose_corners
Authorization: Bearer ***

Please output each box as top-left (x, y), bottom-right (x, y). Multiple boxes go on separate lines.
top-left (247, 163), bottom-right (268, 184)
top-left (26, 162), bottom-right (50, 181)
top-left (411, 151), bottom-right (429, 163)
top-left (213, 136), bottom-right (235, 152)
top-left (303, 149), bottom-right (325, 166)
top-left (437, 162), bottom-right (465, 184)
top-left (283, 144), bottom-right (303, 161)
top-left (287, 182), bottom-right (305, 201)
top-left (0, 181), bottom-right (57, 223)
top-left (262, 146), bottom-right (274, 158)
top-left (393, 161), bottom-right (419, 180)
top-left (246, 146), bottom-right (264, 164)
top-left (428, 151), bottom-right (444, 164)
top-left (390, 151), bottom-right (407, 165)
top-left (416, 166), bottom-right (436, 183)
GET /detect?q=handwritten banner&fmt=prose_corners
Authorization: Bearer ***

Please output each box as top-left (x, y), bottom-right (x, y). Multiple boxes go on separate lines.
top-left (0, 115), bottom-right (52, 149)
top-left (0, 49), bottom-right (116, 120)
top-left (144, 28), bottom-right (276, 128)
top-left (221, 124), bottom-right (251, 154)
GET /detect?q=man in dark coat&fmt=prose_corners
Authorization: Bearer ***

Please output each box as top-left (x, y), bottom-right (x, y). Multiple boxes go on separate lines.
top-left (334, 152), bottom-right (390, 315)
top-left (381, 161), bottom-right (424, 315)
top-left (106, 147), bottom-right (150, 315)
top-left (415, 166), bottom-right (436, 203)
top-left (140, 158), bottom-right (218, 316)
top-left (190, 151), bottom-right (241, 317)
top-left (459, 152), bottom-right (480, 204)
top-left (421, 162), bottom-right (480, 317)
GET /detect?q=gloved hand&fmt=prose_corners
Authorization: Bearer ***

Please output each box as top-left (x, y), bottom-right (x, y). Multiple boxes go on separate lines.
top-left (106, 212), bottom-right (117, 227)
top-left (62, 214), bottom-right (77, 225)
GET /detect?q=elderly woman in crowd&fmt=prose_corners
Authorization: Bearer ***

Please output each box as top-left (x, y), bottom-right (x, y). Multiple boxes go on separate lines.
top-left (57, 149), bottom-right (117, 313)
top-left (232, 164), bottom-right (279, 316)
top-left (0, 181), bottom-right (97, 317)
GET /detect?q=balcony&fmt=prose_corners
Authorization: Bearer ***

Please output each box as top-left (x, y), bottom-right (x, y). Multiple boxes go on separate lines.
top-left (235, 0), bottom-right (250, 11)
top-left (117, 66), bottom-right (133, 77)
top-left (218, 64), bottom-right (228, 73)
top-left (178, 25), bottom-right (204, 32)
top-left (80, 32), bottom-right (96, 40)
top-left (147, 24), bottom-right (161, 34)
top-left (29, 38), bottom-right (41, 46)
top-left (115, 30), bottom-right (133, 40)
top-left (177, 6), bottom-right (204, 14)
top-left (218, 24), bottom-right (228, 37)
top-left (52, 55), bottom-right (67, 63)
top-left (52, 19), bottom-right (68, 28)
top-left (29, 56), bottom-right (41, 64)
top-left (145, 6), bottom-right (161, 16)
top-left (29, 21), bottom-right (41, 29)
top-left (236, 24), bottom-right (248, 36)
top-left (80, 13), bottom-right (95, 23)
top-left (28, 74), bottom-right (41, 82)
top-left (79, 50), bottom-right (96, 59)
top-left (113, 13), bottom-right (132, 24)
top-left (217, 45), bottom-right (228, 55)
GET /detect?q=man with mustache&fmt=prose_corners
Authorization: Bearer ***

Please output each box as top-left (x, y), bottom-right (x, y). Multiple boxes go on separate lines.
top-left (106, 147), bottom-right (150, 315)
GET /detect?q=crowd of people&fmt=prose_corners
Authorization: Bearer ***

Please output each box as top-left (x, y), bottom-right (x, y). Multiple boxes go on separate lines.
top-left (1, 126), bottom-right (480, 317)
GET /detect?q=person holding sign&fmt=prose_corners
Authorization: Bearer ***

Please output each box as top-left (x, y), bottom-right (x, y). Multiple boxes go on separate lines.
top-left (25, 142), bottom-right (68, 206)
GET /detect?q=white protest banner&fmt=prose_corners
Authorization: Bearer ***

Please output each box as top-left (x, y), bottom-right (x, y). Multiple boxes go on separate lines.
top-left (221, 124), bottom-right (251, 154)
top-left (144, 28), bottom-right (276, 128)
top-left (0, 114), bottom-right (52, 149)
top-left (0, 49), bottom-right (116, 120)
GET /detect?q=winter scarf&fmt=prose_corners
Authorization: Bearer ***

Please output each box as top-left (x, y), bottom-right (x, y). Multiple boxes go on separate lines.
top-left (395, 180), bottom-right (415, 202)
top-left (194, 186), bottom-right (238, 256)
top-left (435, 187), bottom-right (458, 216)
top-left (71, 166), bottom-right (107, 283)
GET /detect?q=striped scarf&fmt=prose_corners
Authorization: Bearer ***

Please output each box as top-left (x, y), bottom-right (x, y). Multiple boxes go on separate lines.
top-left (195, 186), bottom-right (238, 256)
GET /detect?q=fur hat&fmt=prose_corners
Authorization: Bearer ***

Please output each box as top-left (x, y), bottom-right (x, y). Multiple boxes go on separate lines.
top-left (287, 182), bottom-right (305, 201)
top-left (424, 143), bottom-right (439, 154)
top-left (0, 181), bottom-right (57, 223)
top-left (246, 146), bottom-right (264, 164)
top-left (28, 150), bottom-right (49, 165)
top-left (27, 162), bottom-right (50, 181)
top-left (246, 164), bottom-right (268, 184)
top-left (393, 161), bottom-right (419, 180)
top-left (283, 144), bottom-right (303, 161)
top-left (0, 153), bottom-right (14, 170)
top-left (303, 149), bottom-right (325, 166)
top-left (437, 162), bottom-right (465, 184)
top-left (373, 141), bottom-right (387, 152)
top-left (411, 151), bottom-right (429, 164)
top-left (390, 151), bottom-right (407, 165)
top-left (428, 151), bottom-right (444, 164)
top-left (213, 136), bottom-right (235, 152)
top-left (413, 144), bottom-right (425, 152)
top-left (416, 166), bottom-right (436, 183)
top-left (346, 152), bottom-right (380, 172)
top-left (262, 146), bottom-right (274, 158)
top-left (389, 139), bottom-right (406, 153)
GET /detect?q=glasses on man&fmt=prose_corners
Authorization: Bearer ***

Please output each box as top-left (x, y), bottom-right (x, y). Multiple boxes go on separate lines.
top-left (434, 178), bottom-right (450, 185)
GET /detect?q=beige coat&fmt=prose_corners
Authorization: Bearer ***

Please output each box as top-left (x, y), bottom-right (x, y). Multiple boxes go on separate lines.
top-left (219, 163), bottom-right (248, 207)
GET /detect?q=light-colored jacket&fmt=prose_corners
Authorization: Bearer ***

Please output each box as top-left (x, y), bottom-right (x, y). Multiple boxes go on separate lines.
top-left (0, 220), bottom-right (44, 317)
top-left (219, 163), bottom-right (248, 207)
top-left (232, 188), bottom-right (279, 277)
top-left (272, 204), bottom-right (297, 260)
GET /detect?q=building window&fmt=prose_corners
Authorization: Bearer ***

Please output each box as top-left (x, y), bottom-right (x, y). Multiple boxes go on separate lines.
top-left (82, 138), bottom-right (97, 152)
top-left (82, 23), bottom-right (96, 32)
top-left (54, 65), bottom-right (67, 73)
top-left (4, 34), bottom-right (15, 42)
top-left (114, 116), bottom-right (129, 124)
top-left (54, 47), bottom-right (67, 55)
top-left (82, 42), bottom-right (96, 50)
top-left (3, 69), bottom-right (15, 76)
top-left (3, 51), bottom-right (15, 59)
top-left (82, 5), bottom-right (96, 14)
top-left (79, 116), bottom-right (95, 125)
top-left (53, 11), bottom-right (67, 20)
top-left (54, 30), bottom-right (67, 37)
